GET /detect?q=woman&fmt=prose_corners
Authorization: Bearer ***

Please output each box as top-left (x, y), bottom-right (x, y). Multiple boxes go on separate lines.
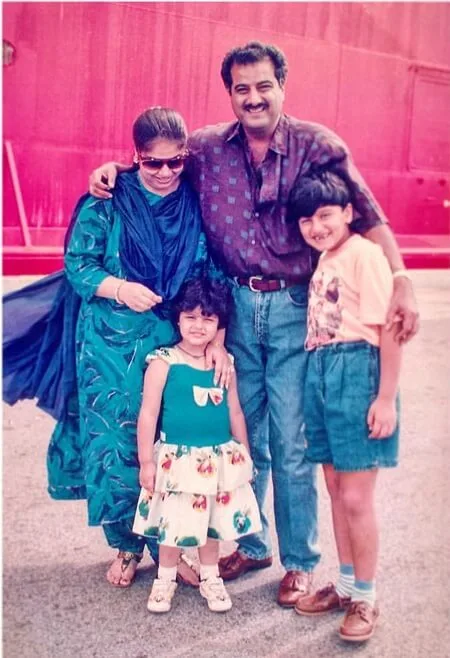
top-left (4, 107), bottom-right (229, 588)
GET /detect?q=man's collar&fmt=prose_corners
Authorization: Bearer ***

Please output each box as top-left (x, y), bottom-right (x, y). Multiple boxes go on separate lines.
top-left (225, 121), bottom-right (241, 143)
top-left (225, 114), bottom-right (289, 155)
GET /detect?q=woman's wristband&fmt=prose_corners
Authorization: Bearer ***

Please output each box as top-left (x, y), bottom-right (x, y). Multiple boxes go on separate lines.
top-left (114, 280), bottom-right (126, 304)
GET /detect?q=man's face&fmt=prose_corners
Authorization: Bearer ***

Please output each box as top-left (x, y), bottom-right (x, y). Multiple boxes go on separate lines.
top-left (229, 57), bottom-right (285, 136)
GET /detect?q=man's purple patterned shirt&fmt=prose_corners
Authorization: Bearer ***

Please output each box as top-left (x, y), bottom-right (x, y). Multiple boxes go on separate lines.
top-left (187, 113), bottom-right (387, 280)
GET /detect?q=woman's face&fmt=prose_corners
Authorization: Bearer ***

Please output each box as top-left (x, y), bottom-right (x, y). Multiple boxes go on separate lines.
top-left (136, 138), bottom-right (187, 196)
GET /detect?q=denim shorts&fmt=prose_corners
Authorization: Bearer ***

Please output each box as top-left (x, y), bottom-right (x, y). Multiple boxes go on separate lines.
top-left (303, 341), bottom-right (399, 472)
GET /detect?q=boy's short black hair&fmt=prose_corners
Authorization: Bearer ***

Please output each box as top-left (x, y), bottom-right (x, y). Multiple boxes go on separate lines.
top-left (287, 171), bottom-right (351, 222)
top-left (172, 277), bottom-right (232, 329)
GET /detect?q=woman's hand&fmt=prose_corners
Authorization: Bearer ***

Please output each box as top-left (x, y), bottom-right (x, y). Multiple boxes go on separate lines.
top-left (139, 462), bottom-right (157, 493)
top-left (119, 282), bottom-right (162, 312)
top-left (205, 343), bottom-right (233, 388)
top-left (385, 277), bottom-right (419, 344)
top-left (367, 397), bottom-right (397, 439)
top-left (89, 162), bottom-right (120, 199)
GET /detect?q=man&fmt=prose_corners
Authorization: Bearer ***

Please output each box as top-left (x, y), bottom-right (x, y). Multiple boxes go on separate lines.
top-left (89, 41), bottom-right (419, 607)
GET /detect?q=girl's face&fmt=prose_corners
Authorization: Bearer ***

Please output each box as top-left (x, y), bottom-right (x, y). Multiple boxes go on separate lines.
top-left (135, 138), bottom-right (187, 196)
top-left (298, 204), bottom-right (352, 252)
top-left (178, 306), bottom-right (219, 348)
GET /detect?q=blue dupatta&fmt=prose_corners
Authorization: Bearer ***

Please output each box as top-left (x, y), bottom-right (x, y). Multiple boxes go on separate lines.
top-left (2, 173), bottom-right (202, 419)
top-left (116, 172), bottom-right (201, 305)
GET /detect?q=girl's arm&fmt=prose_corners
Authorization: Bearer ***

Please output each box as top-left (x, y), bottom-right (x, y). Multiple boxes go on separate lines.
top-left (137, 358), bottom-right (169, 491)
top-left (367, 325), bottom-right (402, 439)
top-left (227, 372), bottom-right (250, 453)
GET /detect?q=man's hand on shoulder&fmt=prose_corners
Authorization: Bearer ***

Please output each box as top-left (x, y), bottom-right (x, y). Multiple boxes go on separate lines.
top-left (89, 161), bottom-right (133, 198)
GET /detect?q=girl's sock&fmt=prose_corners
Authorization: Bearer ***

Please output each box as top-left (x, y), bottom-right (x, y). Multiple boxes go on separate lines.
top-left (351, 579), bottom-right (376, 607)
top-left (199, 563), bottom-right (219, 581)
top-left (335, 563), bottom-right (354, 599)
top-left (158, 565), bottom-right (177, 582)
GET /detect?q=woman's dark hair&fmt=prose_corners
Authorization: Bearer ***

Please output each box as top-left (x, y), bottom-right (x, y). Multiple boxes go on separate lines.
top-left (221, 41), bottom-right (288, 92)
top-left (287, 171), bottom-right (352, 222)
top-left (132, 106), bottom-right (187, 151)
top-left (172, 277), bottom-right (232, 329)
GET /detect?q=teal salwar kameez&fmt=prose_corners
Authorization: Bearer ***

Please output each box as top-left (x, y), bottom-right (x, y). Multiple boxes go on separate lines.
top-left (47, 178), bottom-right (210, 555)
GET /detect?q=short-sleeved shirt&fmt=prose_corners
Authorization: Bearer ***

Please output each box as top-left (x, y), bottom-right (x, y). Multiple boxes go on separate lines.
top-left (186, 114), bottom-right (387, 279)
top-left (305, 234), bottom-right (393, 350)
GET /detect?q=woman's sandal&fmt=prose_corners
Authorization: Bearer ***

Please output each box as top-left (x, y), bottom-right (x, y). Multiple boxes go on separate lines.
top-left (176, 553), bottom-right (200, 588)
top-left (106, 551), bottom-right (143, 588)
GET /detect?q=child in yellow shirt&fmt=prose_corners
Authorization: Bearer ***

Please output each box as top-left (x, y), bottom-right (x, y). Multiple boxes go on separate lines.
top-left (288, 172), bottom-right (401, 642)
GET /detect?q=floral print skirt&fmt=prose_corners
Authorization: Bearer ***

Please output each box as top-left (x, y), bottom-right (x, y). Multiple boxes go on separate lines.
top-left (132, 439), bottom-right (262, 547)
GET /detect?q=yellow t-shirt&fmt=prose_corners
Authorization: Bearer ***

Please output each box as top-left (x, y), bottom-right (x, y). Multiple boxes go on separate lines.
top-left (305, 234), bottom-right (393, 350)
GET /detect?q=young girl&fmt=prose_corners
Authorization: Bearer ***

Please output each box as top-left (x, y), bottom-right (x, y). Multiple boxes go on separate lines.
top-left (133, 277), bottom-right (262, 613)
top-left (287, 172), bottom-right (402, 642)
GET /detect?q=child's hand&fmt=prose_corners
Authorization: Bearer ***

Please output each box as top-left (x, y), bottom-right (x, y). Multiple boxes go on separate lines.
top-left (367, 397), bottom-right (397, 439)
top-left (139, 462), bottom-right (157, 493)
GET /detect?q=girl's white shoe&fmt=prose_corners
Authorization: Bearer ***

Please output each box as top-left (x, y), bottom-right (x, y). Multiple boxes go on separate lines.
top-left (199, 576), bottom-right (232, 612)
top-left (147, 578), bottom-right (177, 613)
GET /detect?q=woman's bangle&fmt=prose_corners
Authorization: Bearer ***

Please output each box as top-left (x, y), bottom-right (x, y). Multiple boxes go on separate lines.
top-left (392, 269), bottom-right (412, 281)
top-left (114, 280), bottom-right (126, 304)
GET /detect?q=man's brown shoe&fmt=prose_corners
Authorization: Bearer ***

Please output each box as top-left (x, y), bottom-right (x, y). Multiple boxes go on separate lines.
top-left (218, 551), bottom-right (273, 581)
top-left (277, 570), bottom-right (313, 608)
top-left (295, 583), bottom-right (351, 616)
top-left (339, 601), bottom-right (379, 642)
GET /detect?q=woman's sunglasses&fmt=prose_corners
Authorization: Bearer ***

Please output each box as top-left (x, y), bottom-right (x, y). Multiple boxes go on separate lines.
top-left (138, 153), bottom-right (188, 172)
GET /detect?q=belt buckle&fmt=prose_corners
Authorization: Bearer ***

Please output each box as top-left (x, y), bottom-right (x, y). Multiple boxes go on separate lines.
top-left (248, 275), bottom-right (263, 292)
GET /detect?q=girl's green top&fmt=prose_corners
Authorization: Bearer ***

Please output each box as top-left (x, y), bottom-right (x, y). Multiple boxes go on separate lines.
top-left (151, 348), bottom-right (232, 447)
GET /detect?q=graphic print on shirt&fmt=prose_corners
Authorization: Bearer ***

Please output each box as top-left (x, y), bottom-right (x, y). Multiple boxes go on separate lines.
top-left (307, 271), bottom-right (343, 348)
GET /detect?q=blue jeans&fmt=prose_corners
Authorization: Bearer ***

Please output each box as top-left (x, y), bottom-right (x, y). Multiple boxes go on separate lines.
top-left (226, 283), bottom-right (320, 572)
top-left (304, 341), bottom-right (400, 470)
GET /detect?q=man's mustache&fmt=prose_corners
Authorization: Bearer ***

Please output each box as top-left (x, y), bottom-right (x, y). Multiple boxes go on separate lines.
top-left (243, 102), bottom-right (268, 111)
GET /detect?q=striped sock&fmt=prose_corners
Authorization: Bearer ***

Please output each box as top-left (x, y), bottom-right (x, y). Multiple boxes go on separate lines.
top-left (352, 579), bottom-right (376, 607)
top-left (335, 563), bottom-right (354, 598)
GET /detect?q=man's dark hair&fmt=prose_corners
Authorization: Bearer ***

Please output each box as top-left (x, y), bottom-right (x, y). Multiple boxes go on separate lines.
top-left (287, 171), bottom-right (352, 222)
top-left (133, 106), bottom-right (187, 151)
top-left (172, 277), bottom-right (232, 329)
top-left (220, 41), bottom-right (288, 93)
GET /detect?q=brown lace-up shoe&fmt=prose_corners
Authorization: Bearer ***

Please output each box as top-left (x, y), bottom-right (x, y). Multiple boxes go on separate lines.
top-left (218, 551), bottom-right (273, 581)
top-left (339, 601), bottom-right (379, 642)
top-left (295, 583), bottom-right (351, 616)
top-left (277, 570), bottom-right (313, 607)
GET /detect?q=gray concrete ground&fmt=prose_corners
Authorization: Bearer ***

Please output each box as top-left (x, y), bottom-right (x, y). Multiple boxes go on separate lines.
top-left (2, 271), bottom-right (450, 658)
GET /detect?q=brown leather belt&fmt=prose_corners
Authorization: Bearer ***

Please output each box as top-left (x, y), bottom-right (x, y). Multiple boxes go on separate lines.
top-left (236, 276), bottom-right (305, 292)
